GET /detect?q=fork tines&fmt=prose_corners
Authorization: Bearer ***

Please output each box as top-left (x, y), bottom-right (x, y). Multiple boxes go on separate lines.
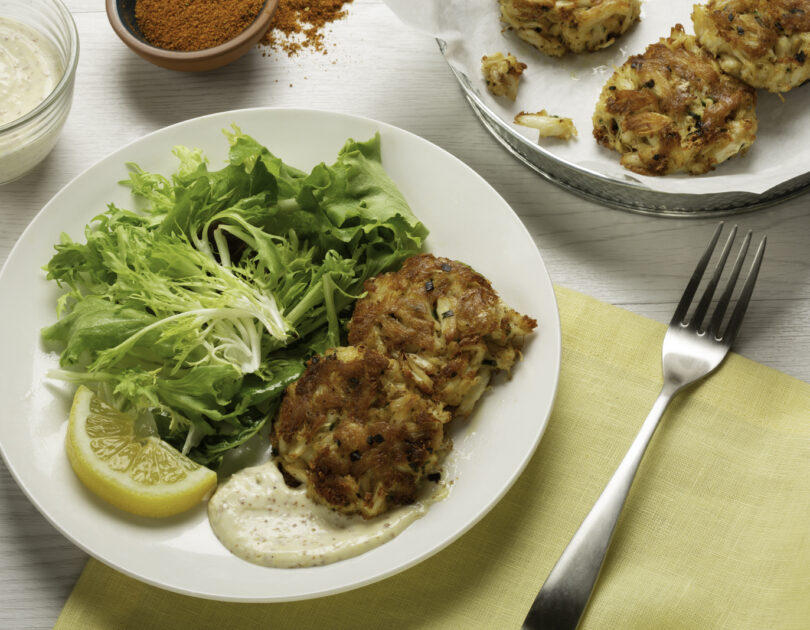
top-left (672, 222), bottom-right (766, 344)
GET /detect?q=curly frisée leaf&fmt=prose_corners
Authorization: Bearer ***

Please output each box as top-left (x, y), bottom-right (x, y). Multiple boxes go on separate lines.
top-left (44, 128), bottom-right (426, 468)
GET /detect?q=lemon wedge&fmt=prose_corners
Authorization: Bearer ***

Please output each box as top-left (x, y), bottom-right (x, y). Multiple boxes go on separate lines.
top-left (66, 385), bottom-right (217, 518)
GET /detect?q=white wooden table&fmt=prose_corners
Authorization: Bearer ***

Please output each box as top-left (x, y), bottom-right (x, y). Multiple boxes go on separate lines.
top-left (1, 2), bottom-right (808, 627)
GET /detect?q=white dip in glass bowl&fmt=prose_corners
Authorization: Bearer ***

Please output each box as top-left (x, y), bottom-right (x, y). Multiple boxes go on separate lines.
top-left (0, 0), bottom-right (78, 185)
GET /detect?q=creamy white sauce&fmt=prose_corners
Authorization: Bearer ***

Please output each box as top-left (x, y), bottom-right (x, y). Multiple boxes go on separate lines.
top-left (0, 17), bottom-right (62, 126)
top-left (208, 460), bottom-right (440, 568)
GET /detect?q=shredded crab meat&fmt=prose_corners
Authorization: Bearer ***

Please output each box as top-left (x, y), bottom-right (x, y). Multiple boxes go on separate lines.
top-left (515, 110), bottom-right (578, 140)
top-left (481, 52), bottom-right (527, 101)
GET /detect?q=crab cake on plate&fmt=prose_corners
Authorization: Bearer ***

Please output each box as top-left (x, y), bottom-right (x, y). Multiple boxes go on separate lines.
top-left (593, 24), bottom-right (758, 176)
top-left (348, 254), bottom-right (537, 418)
top-left (273, 346), bottom-right (450, 519)
top-left (499, 0), bottom-right (641, 57)
top-left (693, 0), bottom-right (810, 93)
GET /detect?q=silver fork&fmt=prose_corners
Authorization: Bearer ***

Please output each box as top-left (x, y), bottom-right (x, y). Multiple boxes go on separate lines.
top-left (522, 223), bottom-right (766, 630)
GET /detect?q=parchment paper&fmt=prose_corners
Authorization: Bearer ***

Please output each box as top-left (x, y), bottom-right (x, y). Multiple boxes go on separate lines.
top-left (384, 0), bottom-right (810, 195)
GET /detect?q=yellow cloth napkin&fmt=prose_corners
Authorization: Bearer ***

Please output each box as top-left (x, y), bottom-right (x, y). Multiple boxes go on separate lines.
top-left (55, 287), bottom-right (810, 630)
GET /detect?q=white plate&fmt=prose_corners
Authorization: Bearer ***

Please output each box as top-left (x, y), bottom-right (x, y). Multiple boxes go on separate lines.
top-left (0, 108), bottom-right (560, 602)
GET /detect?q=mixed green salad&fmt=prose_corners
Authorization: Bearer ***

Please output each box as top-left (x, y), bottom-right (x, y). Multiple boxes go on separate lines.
top-left (43, 128), bottom-right (427, 468)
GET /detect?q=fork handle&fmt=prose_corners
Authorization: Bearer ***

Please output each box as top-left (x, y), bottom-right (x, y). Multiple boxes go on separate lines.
top-left (522, 386), bottom-right (676, 630)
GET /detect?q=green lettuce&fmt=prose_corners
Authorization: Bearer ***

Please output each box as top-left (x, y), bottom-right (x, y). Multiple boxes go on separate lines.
top-left (43, 128), bottom-right (426, 467)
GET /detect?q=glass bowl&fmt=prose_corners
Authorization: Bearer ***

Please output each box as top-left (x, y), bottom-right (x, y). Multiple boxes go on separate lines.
top-left (0, 0), bottom-right (79, 185)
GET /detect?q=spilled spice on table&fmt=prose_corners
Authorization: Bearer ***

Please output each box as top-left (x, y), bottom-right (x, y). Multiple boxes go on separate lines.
top-left (135, 0), bottom-right (265, 51)
top-left (261, 0), bottom-right (353, 56)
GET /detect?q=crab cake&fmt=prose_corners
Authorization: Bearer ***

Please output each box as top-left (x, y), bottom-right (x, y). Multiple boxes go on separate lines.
top-left (348, 254), bottom-right (537, 418)
top-left (693, 0), bottom-right (810, 93)
top-left (499, 0), bottom-right (641, 57)
top-left (273, 346), bottom-right (450, 519)
top-left (593, 24), bottom-right (758, 176)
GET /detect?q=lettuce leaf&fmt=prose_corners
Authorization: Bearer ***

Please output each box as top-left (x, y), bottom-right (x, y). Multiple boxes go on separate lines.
top-left (44, 128), bottom-right (426, 467)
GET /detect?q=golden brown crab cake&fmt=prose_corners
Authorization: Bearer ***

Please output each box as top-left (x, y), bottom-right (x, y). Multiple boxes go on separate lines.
top-left (273, 346), bottom-right (450, 520)
top-left (593, 24), bottom-right (758, 176)
top-left (499, 0), bottom-right (641, 57)
top-left (348, 254), bottom-right (537, 418)
top-left (693, 0), bottom-right (810, 93)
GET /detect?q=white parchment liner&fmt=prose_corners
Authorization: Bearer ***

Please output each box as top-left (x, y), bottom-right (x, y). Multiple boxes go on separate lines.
top-left (384, 0), bottom-right (810, 196)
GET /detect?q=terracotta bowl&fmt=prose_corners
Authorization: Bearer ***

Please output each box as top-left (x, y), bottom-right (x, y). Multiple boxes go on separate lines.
top-left (106, 0), bottom-right (278, 72)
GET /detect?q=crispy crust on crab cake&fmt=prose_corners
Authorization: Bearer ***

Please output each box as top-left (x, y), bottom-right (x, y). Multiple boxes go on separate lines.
top-left (272, 346), bottom-right (450, 520)
top-left (592, 24), bottom-right (758, 176)
top-left (499, 0), bottom-right (641, 57)
top-left (348, 254), bottom-right (537, 418)
top-left (693, 0), bottom-right (810, 93)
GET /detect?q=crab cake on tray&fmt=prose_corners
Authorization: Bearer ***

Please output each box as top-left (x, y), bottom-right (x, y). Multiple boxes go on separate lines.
top-left (593, 24), bottom-right (758, 176)
top-left (348, 254), bottom-right (537, 419)
top-left (499, 0), bottom-right (642, 56)
top-left (693, 0), bottom-right (810, 93)
top-left (273, 346), bottom-right (451, 520)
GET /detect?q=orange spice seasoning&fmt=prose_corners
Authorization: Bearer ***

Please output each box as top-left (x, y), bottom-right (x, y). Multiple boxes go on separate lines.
top-left (261, 0), bottom-right (353, 56)
top-left (135, 0), bottom-right (265, 51)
